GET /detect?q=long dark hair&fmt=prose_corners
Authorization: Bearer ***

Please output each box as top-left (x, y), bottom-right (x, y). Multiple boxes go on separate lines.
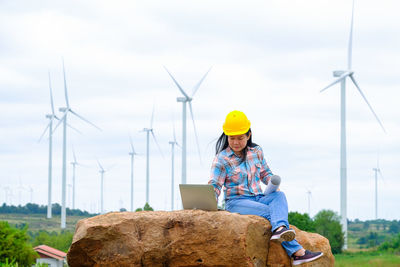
top-left (215, 129), bottom-right (258, 163)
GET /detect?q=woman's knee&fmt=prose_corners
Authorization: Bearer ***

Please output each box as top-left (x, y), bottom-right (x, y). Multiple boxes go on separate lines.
top-left (274, 191), bottom-right (288, 202)
top-left (272, 190), bottom-right (285, 197)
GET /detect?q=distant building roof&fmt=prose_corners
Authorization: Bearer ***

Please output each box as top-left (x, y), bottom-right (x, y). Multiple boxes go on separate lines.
top-left (34, 245), bottom-right (67, 261)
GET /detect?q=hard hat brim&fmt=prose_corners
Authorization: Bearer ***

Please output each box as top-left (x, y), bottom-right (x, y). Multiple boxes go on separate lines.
top-left (223, 127), bottom-right (250, 136)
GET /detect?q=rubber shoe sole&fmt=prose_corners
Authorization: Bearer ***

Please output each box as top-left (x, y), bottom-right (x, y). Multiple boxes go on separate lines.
top-left (270, 228), bottom-right (296, 242)
top-left (292, 252), bottom-right (324, 266)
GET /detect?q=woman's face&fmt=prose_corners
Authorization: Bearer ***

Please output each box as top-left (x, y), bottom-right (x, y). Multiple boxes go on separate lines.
top-left (228, 133), bottom-right (251, 155)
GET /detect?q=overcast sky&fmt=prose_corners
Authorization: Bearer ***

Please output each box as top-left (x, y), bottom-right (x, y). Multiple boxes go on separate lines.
top-left (0, 0), bottom-right (399, 221)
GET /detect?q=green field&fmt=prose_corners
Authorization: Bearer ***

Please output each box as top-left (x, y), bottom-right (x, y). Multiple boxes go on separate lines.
top-left (0, 213), bottom-right (91, 232)
top-left (335, 252), bottom-right (400, 267)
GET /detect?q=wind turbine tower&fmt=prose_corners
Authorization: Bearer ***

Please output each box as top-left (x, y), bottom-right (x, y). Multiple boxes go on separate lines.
top-left (169, 123), bottom-right (180, 211)
top-left (54, 59), bottom-right (101, 228)
top-left (141, 106), bottom-right (163, 205)
top-left (372, 156), bottom-right (383, 220)
top-left (97, 161), bottom-right (106, 214)
top-left (164, 66), bottom-right (211, 185)
top-left (70, 147), bottom-right (84, 210)
top-left (38, 72), bottom-right (59, 218)
top-left (320, 1), bottom-right (386, 249)
top-left (129, 136), bottom-right (138, 212)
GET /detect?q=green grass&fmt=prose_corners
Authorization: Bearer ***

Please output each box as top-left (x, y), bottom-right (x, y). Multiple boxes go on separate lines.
top-left (0, 213), bottom-right (91, 232)
top-left (335, 252), bottom-right (400, 267)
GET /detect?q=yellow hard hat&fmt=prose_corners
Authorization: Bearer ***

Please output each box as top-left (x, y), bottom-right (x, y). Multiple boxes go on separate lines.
top-left (222, 110), bottom-right (251, 136)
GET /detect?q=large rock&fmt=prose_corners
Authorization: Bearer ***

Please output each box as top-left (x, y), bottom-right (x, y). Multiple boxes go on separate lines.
top-left (267, 226), bottom-right (334, 267)
top-left (67, 210), bottom-right (271, 267)
top-left (67, 210), bottom-right (334, 267)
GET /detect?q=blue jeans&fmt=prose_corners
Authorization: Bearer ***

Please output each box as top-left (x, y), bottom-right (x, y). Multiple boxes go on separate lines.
top-left (225, 191), bottom-right (303, 256)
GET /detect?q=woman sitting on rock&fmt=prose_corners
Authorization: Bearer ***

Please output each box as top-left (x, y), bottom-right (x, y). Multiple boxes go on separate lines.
top-left (208, 110), bottom-right (323, 266)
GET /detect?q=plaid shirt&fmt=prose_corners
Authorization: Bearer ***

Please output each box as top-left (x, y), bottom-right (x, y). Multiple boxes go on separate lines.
top-left (208, 145), bottom-right (273, 200)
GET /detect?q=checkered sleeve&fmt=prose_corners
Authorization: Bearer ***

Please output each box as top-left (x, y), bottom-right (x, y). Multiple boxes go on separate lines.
top-left (208, 156), bottom-right (226, 200)
top-left (256, 147), bottom-right (273, 185)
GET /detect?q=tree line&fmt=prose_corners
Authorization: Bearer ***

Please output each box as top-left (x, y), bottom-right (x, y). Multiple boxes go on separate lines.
top-left (350, 218), bottom-right (400, 233)
top-left (349, 219), bottom-right (400, 249)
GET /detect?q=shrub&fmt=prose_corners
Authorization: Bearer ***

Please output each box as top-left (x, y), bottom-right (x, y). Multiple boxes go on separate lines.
top-left (314, 210), bottom-right (344, 254)
top-left (378, 233), bottom-right (400, 253)
top-left (0, 221), bottom-right (37, 266)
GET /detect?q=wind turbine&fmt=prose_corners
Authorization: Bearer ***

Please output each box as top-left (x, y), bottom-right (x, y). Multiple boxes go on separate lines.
top-left (97, 160), bottom-right (112, 214)
top-left (70, 146), bottom-right (86, 210)
top-left (38, 72), bottom-right (59, 219)
top-left (319, 0), bottom-right (386, 249)
top-left (164, 66), bottom-right (211, 185)
top-left (128, 135), bottom-right (138, 212)
top-left (141, 106), bottom-right (164, 205)
top-left (169, 120), bottom-right (180, 211)
top-left (53, 59), bottom-right (101, 228)
top-left (372, 154), bottom-right (384, 220)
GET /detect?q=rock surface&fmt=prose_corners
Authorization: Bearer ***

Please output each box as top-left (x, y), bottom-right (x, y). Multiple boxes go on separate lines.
top-left (67, 210), bottom-right (334, 267)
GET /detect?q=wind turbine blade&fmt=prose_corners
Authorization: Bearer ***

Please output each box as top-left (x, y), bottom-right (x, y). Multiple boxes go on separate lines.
top-left (48, 72), bottom-right (56, 115)
top-left (69, 110), bottom-right (102, 131)
top-left (348, 0), bottom-right (355, 70)
top-left (206, 137), bottom-right (219, 153)
top-left (150, 103), bottom-right (155, 129)
top-left (349, 74), bottom-right (386, 133)
top-left (106, 163), bottom-right (117, 172)
top-left (175, 142), bottom-right (182, 149)
top-left (67, 123), bottom-right (82, 135)
top-left (52, 112), bottom-right (67, 133)
top-left (377, 150), bottom-right (380, 169)
top-left (192, 66), bottom-right (212, 97)
top-left (62, 58), bottom-right (70, 108)
top-left (171, 112), bottom-right (180, 148)
top-left (320, 73), bottom-right (350, 93)
top-left (150, 131), bottom-right (165, 158)
top-left (378, 169), bottom-right (384, 181)
top-left (38, 123), bottom-right (50, 143)
top-left (172, 118), bottom-right (177, 143)
top-left (97, 160), bottom-right (104, 171)
top-left (163, 66), bottom-right (189, 99)
top-left (77, 162), bottom-right (90, 168)
top-left (72, 146), bottom-right (77, 163)
top-left (188, 102), bottom-right (202, 163)
top-left (129, 134), bottom-right (135, 153)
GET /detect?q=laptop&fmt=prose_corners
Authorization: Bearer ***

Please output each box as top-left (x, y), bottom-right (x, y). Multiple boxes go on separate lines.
top-left (179, 184), bottom-right (218, 211)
